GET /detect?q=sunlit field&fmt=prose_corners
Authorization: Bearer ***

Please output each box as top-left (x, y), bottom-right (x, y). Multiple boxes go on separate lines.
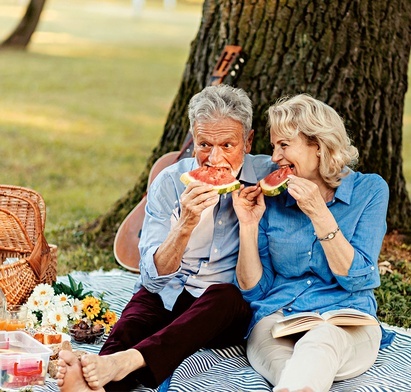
top-left (0, 0), bottom-right (202, 233)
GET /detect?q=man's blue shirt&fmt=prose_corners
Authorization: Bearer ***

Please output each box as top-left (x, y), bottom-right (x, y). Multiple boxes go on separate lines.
top-left (238, 170), bottom-right (395, 348)
top-left (136, 154), bottom-right (276, 311)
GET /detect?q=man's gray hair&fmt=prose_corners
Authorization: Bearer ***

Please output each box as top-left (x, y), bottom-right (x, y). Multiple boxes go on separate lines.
top-left (188, 84), bottom-right (253, 140)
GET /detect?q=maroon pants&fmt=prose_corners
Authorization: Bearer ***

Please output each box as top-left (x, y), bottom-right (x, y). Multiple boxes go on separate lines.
top-left (100, 283), bottom-right (252, 390)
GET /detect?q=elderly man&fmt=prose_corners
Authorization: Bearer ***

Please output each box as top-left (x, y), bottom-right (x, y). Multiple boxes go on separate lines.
top-left (56, 84), bottom-right (275, 392)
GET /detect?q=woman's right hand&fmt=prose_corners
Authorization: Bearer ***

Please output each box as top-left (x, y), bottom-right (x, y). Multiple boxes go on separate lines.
top-left (232, 184), bottom-right (266, 226)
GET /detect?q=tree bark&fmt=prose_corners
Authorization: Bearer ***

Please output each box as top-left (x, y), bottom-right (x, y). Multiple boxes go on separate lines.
top-left (87, 0), bottom-right (411, 248)
top-left (1, 0), bottom-right (47, 49)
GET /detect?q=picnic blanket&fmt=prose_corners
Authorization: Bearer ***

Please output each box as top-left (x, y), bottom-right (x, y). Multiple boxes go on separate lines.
top-left (31, 269), bottom-right (411, 392)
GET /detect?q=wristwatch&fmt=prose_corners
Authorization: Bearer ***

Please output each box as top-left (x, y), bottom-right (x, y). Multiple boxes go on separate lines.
top-left (317, 226), bottom-right (340, 241)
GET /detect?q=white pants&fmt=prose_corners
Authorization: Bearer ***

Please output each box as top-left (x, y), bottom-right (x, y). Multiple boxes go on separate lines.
top-left (247, 311), bottom-right (382, 392)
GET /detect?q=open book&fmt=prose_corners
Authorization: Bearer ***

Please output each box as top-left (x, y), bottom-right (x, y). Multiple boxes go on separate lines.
top-left (271, 309), bottom-right (378, 338)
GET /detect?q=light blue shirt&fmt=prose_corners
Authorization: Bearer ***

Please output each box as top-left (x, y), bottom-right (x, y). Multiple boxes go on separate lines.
top-left (239, 169), bottom-right (395, 348)
top-left (136, 154), bottom-right (276, 311)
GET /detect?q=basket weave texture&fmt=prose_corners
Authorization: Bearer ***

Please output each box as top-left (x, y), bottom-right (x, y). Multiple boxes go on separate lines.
top-left (0, 185), bottom-right (57, 306)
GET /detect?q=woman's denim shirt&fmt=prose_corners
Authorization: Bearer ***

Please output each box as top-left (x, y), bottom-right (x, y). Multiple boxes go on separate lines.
top-left (239, 170), bottom-right (395, 348)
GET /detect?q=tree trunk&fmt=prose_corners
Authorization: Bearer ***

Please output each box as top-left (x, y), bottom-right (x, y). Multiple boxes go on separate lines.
top-left (87, 0), bottom-right (411, 249)
top-left (1, 0), bottom-right (47, 49)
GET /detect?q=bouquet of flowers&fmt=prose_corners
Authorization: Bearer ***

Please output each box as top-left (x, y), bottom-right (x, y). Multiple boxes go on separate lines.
top-left (23, 275), bottom-right (117, 336)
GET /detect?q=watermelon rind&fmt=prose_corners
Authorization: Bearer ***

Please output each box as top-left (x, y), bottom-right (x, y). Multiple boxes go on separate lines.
top-left (260, 177), bottom-right (289, 196)
top-left (180, 172), bottom-right (240, 195)
top-left (260, 166), bottom-right (293, 196)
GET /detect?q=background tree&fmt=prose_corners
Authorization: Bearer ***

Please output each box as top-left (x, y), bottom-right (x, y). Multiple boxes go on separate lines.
top-left (1, 0), bottom-right (47, 49)
top-left (87, 0), bottom-right (411, 249)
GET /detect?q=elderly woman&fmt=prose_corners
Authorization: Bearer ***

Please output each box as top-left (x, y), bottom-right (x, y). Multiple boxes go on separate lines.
top-left (233, 94), bottom-right (395, 392)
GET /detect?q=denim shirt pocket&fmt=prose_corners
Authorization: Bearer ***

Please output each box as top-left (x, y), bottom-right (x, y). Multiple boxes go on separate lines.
top-left (269, 236), bottom-right (309, 277)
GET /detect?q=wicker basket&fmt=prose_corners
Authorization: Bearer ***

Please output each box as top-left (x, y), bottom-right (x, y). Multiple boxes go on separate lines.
top-left (0, 186), bottom-right (57, 306)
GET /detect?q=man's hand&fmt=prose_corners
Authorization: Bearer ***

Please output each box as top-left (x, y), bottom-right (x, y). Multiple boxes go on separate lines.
top-left (179, 182), bottom-right (220, 230)
top-left (154, 181), bottom-right (219, 276)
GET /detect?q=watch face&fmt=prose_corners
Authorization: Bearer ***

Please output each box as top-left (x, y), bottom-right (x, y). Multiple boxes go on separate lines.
top-left (328, 233), bottom-right (335, 240)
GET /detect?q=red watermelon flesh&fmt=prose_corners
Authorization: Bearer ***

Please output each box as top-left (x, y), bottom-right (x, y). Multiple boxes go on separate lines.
top-left (180, 166), bottom-right (240, 194)
top-left (260, 166), bottom-right (293, 196)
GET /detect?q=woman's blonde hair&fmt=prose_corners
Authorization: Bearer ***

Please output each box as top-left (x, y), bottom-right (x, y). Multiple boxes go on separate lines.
top-left (268, 94), bottom-right (359, 188)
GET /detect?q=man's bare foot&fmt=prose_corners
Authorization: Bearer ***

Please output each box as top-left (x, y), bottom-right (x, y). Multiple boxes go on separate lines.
top-left (56, 350), bottom-right (104, 392)
top-left (81, 349), bottom-right (145, 390)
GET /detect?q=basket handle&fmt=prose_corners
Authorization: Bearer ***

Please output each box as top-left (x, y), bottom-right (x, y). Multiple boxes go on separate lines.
top-left (27, 231), bottom-right (51, 281)
top-left (0, 191), bottom-right (52, 281)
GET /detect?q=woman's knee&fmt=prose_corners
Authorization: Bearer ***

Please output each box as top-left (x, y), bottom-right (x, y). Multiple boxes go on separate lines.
top-left (294, 323), bottom-right (348, 361)
top-left (300, 323), bottom-right (346, 345)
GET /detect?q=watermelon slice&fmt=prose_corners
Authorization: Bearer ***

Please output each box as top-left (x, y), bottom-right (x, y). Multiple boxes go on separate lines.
top-left (260, 166), bottom-right (293, 196)
top-left (180, 166), bottom-right (241, 194)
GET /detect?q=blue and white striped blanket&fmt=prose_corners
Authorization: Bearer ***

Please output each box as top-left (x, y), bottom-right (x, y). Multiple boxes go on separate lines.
top-left (34, 270), bottom-right (411, 392)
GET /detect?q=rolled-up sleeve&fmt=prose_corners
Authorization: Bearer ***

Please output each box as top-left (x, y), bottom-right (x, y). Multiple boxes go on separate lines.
top-left (333, 176), bottom-right (388, 292)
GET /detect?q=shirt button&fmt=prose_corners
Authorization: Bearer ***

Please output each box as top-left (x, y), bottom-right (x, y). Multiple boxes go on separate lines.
top-left (203, 262), bottom-right (208, 267)
top-left (191, 275), bottom-right (196, 279)
top-left (214, 248), bottom-right (218, 253)
top-left (218, 220), bottom-right (223, 225)
top-left (307, 280), bottom-right (311, 285)
top-left (287, 307), bottom-right (292, 312)
top-left (308, 251), bottom-right (311, 256)
top-left (371, 266), bottom-right (375, 270)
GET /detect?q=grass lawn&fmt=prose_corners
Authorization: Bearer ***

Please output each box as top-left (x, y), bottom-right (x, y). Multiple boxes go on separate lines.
top-left (0, 0), bottom-right (202, 232)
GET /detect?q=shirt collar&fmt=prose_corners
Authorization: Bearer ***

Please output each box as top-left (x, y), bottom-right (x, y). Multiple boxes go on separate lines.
top-left (334, 168), bottom-right (354, 205)
top-left (238, 154), bottom-right (258, 184)
top-left (285, 167), bottom-right (354, 207)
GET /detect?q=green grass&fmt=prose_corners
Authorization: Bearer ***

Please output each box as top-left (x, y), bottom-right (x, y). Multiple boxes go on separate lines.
top-left (0, 0), bottom-right (202, 229)
top-left (1, 0), bottom-right (411, 278)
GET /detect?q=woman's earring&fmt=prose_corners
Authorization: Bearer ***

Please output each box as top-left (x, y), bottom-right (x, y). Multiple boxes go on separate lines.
top-left (316, 151), bottom-right (321, 157)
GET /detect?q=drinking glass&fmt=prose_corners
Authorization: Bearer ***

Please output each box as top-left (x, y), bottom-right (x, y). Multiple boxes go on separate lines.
top-left (5, 305), bottom-right (27, 331)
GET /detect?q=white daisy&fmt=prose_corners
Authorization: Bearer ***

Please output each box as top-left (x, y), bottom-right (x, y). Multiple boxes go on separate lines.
top-left (26, 311), bottom-right (39, 327)
top-left (31, 283), bottom-right (54, 299)
top-left (55, 293), bottom-right (70, 306)
top-left (45, 307), bottom-right (68, 332)
top-left (68, 298), bottom-right (83, 320)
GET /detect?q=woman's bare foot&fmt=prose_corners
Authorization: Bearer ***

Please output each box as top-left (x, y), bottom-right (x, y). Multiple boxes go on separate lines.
top-left (81, 349), bottom-right (146, 390)
top-left (56, 350), bottom-right (104, 392)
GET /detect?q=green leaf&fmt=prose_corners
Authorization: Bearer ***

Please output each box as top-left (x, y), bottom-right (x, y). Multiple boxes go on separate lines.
top-left (52, 274), bottom-right (92, 299)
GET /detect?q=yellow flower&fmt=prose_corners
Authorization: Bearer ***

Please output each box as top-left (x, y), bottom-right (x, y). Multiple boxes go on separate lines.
top-left (82, 296), bottom-right (101, 320)
top-left (95, 319), bottom-right (110, 333)
top-left (103, 310), bottom-right (117, 326)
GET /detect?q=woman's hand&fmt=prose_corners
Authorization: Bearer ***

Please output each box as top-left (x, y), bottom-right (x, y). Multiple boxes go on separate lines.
top-left (287, 174), bottom-right (354, 276)
top-left (286, 175), bottom-right (328, 218)
top-left (232, 184), bottom-right (266, 225)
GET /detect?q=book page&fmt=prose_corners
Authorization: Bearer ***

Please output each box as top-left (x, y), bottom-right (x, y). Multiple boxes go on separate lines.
top-left (322, 309), bottom-right (378, 326)
top-left (271, 309), bottom-right (378, 339)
